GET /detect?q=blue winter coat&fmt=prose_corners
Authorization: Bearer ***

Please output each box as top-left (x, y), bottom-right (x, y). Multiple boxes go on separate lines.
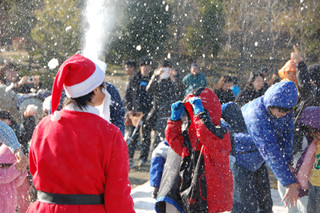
top-left (240, 81), bottom-right (298, 187)
top-left (106, 82), bottom-right (125, 135)
top-left (221, 102), bottom-right (265, 171)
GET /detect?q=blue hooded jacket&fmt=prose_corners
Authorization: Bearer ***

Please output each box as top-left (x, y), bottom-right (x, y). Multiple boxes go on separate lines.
top-left (221, 102), bottom-right (265, 172)
top-left (106, 82), bottom-right (125, 135)
top-left (240, 81), bottom-right (298, 186)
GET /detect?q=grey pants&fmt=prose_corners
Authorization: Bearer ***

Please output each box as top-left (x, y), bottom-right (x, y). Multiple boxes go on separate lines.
top-left (307, 183), bottom-right (320, 213)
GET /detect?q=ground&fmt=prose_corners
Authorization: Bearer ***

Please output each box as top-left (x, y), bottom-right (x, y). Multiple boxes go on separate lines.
top-left (129, 151), bottom-right (151, 188)
top-left (128, 148), bottom-right (278, 190)
top-left (131, 182), bottom-right (289, 213)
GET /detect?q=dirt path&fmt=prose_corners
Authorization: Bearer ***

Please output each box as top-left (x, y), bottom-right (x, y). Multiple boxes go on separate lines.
top-left (129, 161), bottom-right (150, 189)
top-left (129, 150), bottom-right (150, 189)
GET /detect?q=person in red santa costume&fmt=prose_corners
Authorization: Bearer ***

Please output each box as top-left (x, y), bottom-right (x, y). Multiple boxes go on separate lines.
top-left (26, 54), bottom-right (135, 213)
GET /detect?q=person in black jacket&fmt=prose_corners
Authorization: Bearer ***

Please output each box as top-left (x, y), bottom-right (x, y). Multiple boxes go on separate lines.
top-left (123, 58), bottom-right (153, 167)
top-left (146, 59), bottom-right (185, 157)
top-left (124, 60), bottom-right (136, 77)
top-left (291, 45), bottom-right (320, 154)
top-left (295, 60), bottom-right (320, 108)
top-left (213, 75), bottom-right (235, 104)
top-left (123, 60), bottom-right (136, 106)
top-left (235, 72), bottom-right (267, 107)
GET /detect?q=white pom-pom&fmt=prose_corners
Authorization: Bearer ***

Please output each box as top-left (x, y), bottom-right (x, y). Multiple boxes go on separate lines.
top-left (51, 111), bottom-right (61, 121)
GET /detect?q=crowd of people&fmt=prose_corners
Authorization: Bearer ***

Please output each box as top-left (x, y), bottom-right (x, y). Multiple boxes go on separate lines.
top-left (0, 44), bottom-right (319, 213)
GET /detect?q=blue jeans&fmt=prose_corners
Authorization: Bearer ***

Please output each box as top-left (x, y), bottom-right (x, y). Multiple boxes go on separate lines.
top-left (308, 183), bottom-right (320, 213)
top-left (232, 163), bottom-right (273, 213)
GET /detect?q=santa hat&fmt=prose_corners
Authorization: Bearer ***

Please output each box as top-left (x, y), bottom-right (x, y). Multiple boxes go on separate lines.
top-left (51, 54), bottom-right (106, 121)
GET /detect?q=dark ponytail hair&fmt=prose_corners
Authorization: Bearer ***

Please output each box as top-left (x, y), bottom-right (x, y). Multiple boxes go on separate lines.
top-left (63, 82), bottom-right (105, 110)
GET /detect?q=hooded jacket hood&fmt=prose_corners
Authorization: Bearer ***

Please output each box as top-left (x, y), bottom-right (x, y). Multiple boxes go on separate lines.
top-left (183, 88), bottom-right (221, 126)
top-left (263, 81), bottom-right (298, 109)
top-left (221, 102), bottom-right (247, 133)
top-left (0, 144), bottom-right (16, 164)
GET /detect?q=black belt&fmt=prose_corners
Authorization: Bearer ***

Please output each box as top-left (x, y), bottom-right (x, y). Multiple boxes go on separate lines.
top-left (37, 191), bottom-right (104, 205)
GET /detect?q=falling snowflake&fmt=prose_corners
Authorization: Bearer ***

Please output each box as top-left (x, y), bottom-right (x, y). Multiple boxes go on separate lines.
top-left (65, 26), bottom-right (72, 32)
top-left (136, 45), bottom-right (142, 51)
top-left (48, 58), bottom-right (59, 70)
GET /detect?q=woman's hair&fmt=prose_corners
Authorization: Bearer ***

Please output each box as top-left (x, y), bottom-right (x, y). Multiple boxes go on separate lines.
top-left (214, 75), bottom-right (233, 89)
top-left (63, 82), bottom-right (105, 110)
top-left (161, 59), bottom-right (172, 68)
top-left (0, 111), bottom-right (17, 126)
top-left (139, 57), bottom-right (152, 67)
top-left (308, 126), bottom-right (320, 134)
top-left (308, 64), bottom-right (320, 87)
top-left (0, 62), bottom-right (17, 84)
top-left (245, 72), bottom-right (264, 89)
top-left (268, 106), bottom-right (293, 113)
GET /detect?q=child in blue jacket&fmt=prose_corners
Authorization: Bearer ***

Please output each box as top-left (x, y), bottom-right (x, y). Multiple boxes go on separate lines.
top-left (230, 81), bottom-right (299, 212)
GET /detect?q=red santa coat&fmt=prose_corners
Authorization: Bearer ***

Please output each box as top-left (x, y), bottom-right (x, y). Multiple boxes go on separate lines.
top-left (165, 88), bottom-right (233, 212)
top-left (27, 108), bottom-right (135, 213)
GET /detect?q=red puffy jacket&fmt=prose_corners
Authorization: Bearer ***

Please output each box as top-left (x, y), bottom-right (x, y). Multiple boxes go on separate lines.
top-left (165, 88), bottom-right (233, 212)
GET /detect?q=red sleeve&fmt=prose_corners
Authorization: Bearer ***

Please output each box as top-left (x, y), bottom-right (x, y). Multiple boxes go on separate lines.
top-left (28, 126), bottom-right (38, 177)
top-left (165, 119), bottom-right (189, 157)
top-left (193, 115), bottom-right (231, 159)
top-left (104, 128), bottom-right (135, 213)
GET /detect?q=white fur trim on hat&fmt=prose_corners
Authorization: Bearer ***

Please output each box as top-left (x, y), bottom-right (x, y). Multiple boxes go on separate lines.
top-left (51, 111), bottom-right (61, 121)
top-left (64, 64), bottom-right (105, 98)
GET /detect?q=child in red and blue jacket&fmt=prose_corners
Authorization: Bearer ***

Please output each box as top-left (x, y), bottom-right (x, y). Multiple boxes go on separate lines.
top-left (156, 88), bottom-right (233, 213)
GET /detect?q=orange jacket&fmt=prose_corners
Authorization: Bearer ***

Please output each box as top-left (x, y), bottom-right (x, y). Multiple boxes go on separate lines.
top-left (278, 59), bottom-right (298, 87)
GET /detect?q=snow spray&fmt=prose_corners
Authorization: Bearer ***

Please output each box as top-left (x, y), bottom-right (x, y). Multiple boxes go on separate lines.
top-left (82, 0), bottom-right (118, 60)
